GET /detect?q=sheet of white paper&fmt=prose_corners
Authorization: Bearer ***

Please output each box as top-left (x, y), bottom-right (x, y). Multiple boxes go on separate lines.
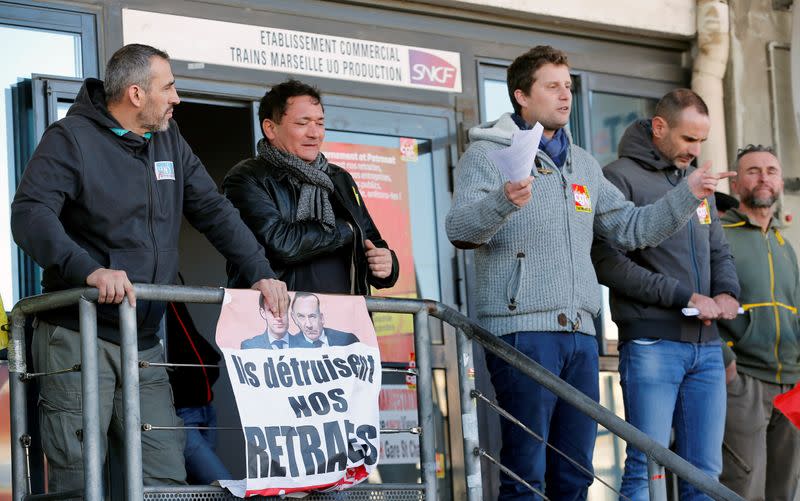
top-left (681, 307), bottom-right (744, 317)
top-left (487, 122), bottom-right (544, 182)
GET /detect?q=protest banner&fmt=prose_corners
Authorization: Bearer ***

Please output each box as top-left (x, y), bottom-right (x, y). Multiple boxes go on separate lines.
top-left (216, 290), bottom-right (382, 496)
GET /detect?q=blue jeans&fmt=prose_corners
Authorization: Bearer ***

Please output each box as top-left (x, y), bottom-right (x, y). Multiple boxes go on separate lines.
top-left (176, 405), bottom-right (231, 484)
top-left (485, 332), bottom-right (599, 501)
top-left (619, 339), bottom-right (726, 501)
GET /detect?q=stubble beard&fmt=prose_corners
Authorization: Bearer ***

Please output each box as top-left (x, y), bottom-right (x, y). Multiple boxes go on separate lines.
top-left (138, 107), bottom-right (170, 133)
top-left (742, 191), bottom-right (777, 209)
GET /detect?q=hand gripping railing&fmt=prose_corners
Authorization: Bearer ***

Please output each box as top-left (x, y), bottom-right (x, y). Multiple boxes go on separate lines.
top-left (9, 284), bottom-right (230, 501)
top-left (8, 285), bottom-right (745, 501)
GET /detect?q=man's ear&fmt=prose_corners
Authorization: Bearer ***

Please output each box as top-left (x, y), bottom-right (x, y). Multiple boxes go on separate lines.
top-left (729, 176), bottom-right (739, 194)
top-left (262, 119), bottom-right (277, 141)
top-left (652, 116), bottom-right (669, 140)
top-left (513, 89), bottom-right (529, 110)
top-left (127, 85), bottom-right (144, 109)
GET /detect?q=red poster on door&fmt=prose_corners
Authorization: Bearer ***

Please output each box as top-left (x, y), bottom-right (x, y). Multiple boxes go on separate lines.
top-left (321, 142), bottom-right (417, 362)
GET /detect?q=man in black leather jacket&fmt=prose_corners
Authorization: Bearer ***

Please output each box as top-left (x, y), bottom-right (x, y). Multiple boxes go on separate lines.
top-left (225, 79), bottom-right (399, 294)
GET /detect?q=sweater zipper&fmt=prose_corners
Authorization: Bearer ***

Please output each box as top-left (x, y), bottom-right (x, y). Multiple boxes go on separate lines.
top-left (558, 159), bottom-right (577, 329)
top-left (765, 233), bottom-right (783, 383)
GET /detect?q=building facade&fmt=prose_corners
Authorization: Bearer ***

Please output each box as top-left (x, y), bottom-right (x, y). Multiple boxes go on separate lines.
top-left (1, 0), bottom-right (794, 499)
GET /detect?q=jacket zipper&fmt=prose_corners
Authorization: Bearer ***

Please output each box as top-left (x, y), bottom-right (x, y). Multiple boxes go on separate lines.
top-left (333, 188), bottom-right (368, 294)
top-left (688, 219), bottom-right (702, 341)
top-left (144, 149), bottom-right (158, 283)
top-left (765, 233), bottom-right (783, 383)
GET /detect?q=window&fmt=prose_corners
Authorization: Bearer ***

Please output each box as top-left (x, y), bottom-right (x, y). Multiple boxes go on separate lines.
top-left (1, 2), bottom-right (97, 304)
top-left (477, 62), bottom-right (584, 147)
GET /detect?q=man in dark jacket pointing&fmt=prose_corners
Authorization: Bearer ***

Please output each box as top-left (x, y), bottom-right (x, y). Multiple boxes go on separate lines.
top-left (224, 79), bottom-right (399, 295)
top-left (591, 89), bottom-right (740, 501)
top-left (11, 44), bottom-right (288, 492)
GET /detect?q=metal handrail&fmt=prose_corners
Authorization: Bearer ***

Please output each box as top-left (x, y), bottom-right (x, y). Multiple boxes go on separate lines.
top-left (8, 284), bottom-right (745, 501)
top-left (425, 300), bottom-right (745, 501)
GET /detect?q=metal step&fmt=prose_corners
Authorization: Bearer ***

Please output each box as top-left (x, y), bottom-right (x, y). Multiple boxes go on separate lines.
top-left (141, 484), bottom-right (425, 501)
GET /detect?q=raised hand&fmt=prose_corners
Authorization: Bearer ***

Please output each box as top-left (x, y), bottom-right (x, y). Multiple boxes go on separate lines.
top-left (687, 161), bottom-right (737, 199)
top-left (504, 176), bottom-right (534, 207)
top-left (365, 239), bottom-right (393, 279)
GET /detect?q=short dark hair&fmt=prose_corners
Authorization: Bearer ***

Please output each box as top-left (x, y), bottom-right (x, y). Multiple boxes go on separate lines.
top-left (291, 292), bottom-right (320, 313)
top-left (258, 79), bottom-right (323, 136)
top-left (731, 144), bottom-right (777, 171)
top-left (654, 89), bottom-right (709, 127)
top-left (506, 46), bottom-right (570, 115)
top-left (104, 44), bottom-right (169, 104)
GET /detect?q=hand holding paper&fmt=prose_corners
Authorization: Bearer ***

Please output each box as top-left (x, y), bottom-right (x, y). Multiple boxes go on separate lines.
top-left (488, 122), bottom-right (544, 182)
top-left (682, 307), bottom-right (744, 317)
top-left (504, 177), bottom-right (534, 207)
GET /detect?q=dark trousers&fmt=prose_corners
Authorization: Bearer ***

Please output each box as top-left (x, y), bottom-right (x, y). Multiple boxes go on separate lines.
top-left (32, 320), bottom-right (187, 492)
top-left (720, 372), bottom-right (800, 501)
top-left (485, 331), bottom-right (599, 501)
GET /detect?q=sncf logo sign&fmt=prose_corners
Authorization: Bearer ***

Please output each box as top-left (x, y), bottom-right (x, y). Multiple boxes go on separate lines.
top-left (408, 49), bottom-right (458, 89)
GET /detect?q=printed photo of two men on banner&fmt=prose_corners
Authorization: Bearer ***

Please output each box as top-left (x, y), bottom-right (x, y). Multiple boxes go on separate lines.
top-left (215, 289), bottom-right (382, 497)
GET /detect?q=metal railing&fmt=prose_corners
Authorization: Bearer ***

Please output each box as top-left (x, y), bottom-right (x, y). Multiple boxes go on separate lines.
top-left (8, 284), bottom-right (745, 501)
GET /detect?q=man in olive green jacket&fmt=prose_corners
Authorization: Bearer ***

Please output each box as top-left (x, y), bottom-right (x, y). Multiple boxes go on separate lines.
top-left (719, 144), bottom-right (800, 500)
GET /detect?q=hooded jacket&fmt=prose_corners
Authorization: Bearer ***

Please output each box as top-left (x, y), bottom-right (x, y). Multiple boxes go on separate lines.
top-left (591, 119), bottom-right (740, 343)
top-left (718, 209), bottom-right (800, 384)
top-left (223, 155), bottom-right (399, 294)
top-left (445, 113), bottom-right (702, 337)
top-left (11, 78), bottom-right (276, 348)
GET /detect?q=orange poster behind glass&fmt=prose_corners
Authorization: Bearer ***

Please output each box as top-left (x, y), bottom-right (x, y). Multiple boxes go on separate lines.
top-left (321, 142), bottom-right (416, 362)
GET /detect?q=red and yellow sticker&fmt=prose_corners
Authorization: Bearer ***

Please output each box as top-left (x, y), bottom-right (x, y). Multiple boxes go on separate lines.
top-left (572, 184), bottom-right (592, 213)
top-left (696, 198), bottom-right (711, 225)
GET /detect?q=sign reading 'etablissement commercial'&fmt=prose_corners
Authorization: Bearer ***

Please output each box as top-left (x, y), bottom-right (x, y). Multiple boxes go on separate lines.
top-left (122, 9), bottom-right (462, 93)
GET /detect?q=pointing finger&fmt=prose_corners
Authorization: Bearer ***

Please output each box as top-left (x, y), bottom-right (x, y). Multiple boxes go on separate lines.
top-left (718, 171), bottom-right (737, 179)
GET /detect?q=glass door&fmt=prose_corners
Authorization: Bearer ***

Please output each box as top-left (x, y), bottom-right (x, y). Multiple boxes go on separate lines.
top-left (314, 98), bottom-right (459, 498)
top-left (2, 1), bottom-right (97, 305)
top-left (12, 76), bottom-right (83, 299)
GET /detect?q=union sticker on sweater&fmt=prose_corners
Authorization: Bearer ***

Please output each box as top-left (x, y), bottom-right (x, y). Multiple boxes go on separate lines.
top-left (572, 184), bottom-right (592, 213)
top-left (696, 198), bottom-right (711, 224)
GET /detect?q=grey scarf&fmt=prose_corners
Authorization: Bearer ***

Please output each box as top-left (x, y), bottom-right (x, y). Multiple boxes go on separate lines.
top-left (257, 139), bottom-right (336, 232)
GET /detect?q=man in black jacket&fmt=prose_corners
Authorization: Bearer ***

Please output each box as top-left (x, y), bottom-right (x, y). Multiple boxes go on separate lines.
top-left (11, 44), bottom-right (288, 492)
top-left (224, 79), bottom-right (399, 295)
top-left (591, 89), bottom-right (740, 500)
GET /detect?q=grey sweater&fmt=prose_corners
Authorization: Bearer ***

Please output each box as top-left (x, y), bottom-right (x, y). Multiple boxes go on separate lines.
top-left (445, 113), bottom-right (701, 337)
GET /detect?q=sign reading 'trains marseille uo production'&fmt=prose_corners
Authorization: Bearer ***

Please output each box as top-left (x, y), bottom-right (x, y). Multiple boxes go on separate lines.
top-left (122, 9), bottom-right (462, 93)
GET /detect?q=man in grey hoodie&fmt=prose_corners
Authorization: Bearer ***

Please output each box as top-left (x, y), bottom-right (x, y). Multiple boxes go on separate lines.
top-left (591, 89), bottom-right (740, 501)
top-left (446, 47), bottom-right (732, 500)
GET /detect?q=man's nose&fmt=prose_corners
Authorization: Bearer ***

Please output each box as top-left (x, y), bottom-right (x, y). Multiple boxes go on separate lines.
top-left (170, 88), bottom-right (180, 105)
top-left (688, 143), bottom-right (701, 158)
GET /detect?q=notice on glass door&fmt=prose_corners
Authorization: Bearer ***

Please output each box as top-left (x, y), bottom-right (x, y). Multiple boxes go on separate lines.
top-left (321, 142), bottom-right (417, 363)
